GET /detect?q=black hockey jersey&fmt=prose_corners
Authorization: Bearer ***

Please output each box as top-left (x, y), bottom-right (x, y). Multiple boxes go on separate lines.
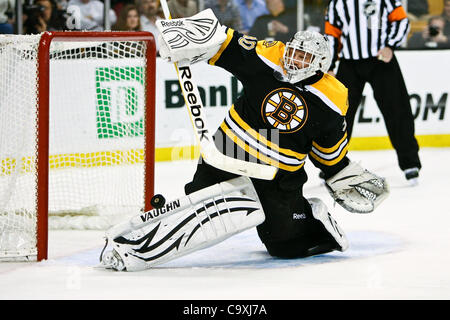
top-left (207, 28), bottom-right (350, 179)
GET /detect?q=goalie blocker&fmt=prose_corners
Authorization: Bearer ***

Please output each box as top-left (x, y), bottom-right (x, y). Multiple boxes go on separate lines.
top-left (156, 9), bottom-right (228, 65)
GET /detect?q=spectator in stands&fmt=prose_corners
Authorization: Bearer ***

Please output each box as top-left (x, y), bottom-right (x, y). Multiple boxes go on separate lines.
top-left (0, 0), bottom-right (14, 34)
top-left (407, 0), bottom-right (429, 20)
top-left (55, 0), bottom-right (69, 10)
top-left (303, 0), bottom-right (325, 33)
top-left (23, 0), bottom-right (66, 34)
top-left (167, 0), bottom-right (197, 19)
top-left (443, 0), bottom-right (450, 36)
top-left (249, 0), bottom-right (296, 43)
top-left (112, 4), bottom-right (141, 31)
top-left (136, 0), bottom-right (161, 53)
top-left (408, 15), bottom-right (450, 49)
top-left (283, 0), bottom-right (296, 9)
top-left (111, 0), bottom-right (134, 18)
top-left (67, 0), bottom-right (117, 31)
top-left (234, 0), bottom-right (269, 34)
top-left (204, 0), bottom-right (243, 32)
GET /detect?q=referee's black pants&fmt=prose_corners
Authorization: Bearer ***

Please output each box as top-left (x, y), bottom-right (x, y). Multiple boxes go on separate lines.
top-left (336, 55), bottom-right (421, 171)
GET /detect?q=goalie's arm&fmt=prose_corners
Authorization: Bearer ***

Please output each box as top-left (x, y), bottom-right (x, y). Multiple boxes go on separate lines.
top-left (308, 116), bottom-right (389, 213)
top-left (207, 28), bottom-right (261, 81)
top-left (156, 9), bottom-right (277, 180)
top-left (308, 116), bottom-right (350, 179)
top-left (158, 13), bottom-right (266, 84)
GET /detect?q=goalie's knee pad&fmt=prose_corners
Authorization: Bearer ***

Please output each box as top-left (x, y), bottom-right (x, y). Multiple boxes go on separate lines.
top-left (263, 198), bottom-right (348, 259)
top-left (308, 198), bottom-right (348, 252)
top-left (100, 177), bottom-right (265, 271)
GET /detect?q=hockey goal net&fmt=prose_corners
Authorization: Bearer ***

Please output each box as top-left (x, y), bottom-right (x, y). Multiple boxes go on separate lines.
top-left (0, 31), bottom-right (156, 261)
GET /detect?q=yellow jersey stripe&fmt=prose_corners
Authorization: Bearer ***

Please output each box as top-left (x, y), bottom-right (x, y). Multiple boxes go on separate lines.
top-left (209, 28), bottom-right (234, 66)
top-left (306, 74), bottom-right (348, 116)
top-left (312, 132), bottom-right (348, 153)
top-left (255, 40), bottom-right (285, 66)
top-left (308, 143), bottom-right (348, 166)
top-left (220, 123), bottom-right (305, 172)
top-left (228, 106), bottom-right (306, 161)
top-left (224, 114), bottom-right (305, 166)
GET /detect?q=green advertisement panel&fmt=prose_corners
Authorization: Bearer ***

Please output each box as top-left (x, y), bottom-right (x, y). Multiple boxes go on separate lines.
top-left (96, 66), bottom-right (145, 139)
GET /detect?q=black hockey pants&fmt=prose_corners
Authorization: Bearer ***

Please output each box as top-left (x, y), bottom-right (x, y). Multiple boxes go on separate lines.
top-left (184, 159), bottom-right (339, 258)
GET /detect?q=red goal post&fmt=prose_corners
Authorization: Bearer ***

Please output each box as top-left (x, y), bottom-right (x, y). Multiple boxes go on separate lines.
top-left (0, 31), bottom-right (157, 261)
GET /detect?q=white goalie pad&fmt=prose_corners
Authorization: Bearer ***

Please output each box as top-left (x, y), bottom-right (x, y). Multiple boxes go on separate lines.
top-left (325, 161), bottom-right (390, 214)
top-left (308, 198), bottom-right (348, 252)
top-left (100, 177), bottom-right (265, 271)
top-left (156, 9), bottom-right (227, 65)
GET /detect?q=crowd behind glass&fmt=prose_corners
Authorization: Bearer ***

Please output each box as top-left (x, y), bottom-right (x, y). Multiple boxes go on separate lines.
top-left (0, 0), bottom-right (449, 50)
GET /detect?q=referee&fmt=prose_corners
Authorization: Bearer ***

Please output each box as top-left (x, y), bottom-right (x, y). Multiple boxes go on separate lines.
top-left (325, 0), bottom-right (421, 185)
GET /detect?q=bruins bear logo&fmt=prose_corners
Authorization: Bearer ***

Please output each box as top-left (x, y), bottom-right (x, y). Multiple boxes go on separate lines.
top-left (261, 88), bottom-right (308, 133)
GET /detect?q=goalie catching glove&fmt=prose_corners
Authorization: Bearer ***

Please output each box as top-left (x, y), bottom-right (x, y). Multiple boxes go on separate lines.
top-left (325, 161), bottom-right (389, 213)
top-left (156, 9), bottom-right (227, 65)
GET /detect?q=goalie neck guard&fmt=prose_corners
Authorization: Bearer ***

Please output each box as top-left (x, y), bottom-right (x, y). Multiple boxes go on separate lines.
top-left (282, 30), bottom-right (332, 84)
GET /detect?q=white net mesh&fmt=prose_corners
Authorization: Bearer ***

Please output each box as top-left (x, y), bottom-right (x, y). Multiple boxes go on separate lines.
top-left (0, 33), bottom-right (153, 260)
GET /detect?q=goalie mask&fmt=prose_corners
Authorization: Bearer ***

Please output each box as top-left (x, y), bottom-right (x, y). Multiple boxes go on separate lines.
top-left (282, 30), bottom-right (331, 84)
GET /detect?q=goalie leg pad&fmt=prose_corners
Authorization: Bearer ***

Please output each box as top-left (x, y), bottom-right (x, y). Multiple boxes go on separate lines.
top-left (101, 177), bottom-right (265, 271)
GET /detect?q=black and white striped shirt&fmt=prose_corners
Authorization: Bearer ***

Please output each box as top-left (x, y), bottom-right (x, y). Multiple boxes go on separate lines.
top-left (325, 0), bottom-right (410, 69)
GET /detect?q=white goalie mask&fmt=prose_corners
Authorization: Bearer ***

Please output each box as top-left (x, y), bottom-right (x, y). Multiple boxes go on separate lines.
top-left (282, 30), bottom-right (332, 83)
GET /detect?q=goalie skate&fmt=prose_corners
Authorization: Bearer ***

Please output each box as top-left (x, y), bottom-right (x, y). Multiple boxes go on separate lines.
top-left (99, 250), bottom-right (125, 271)
top-left (97, 239), bottom-right (126, 271)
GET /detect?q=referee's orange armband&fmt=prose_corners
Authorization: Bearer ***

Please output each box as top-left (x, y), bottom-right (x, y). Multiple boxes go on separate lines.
top-left (388, 6), bottom-right (407, 22)
top-left (325, 21), bottom-right (342, 38)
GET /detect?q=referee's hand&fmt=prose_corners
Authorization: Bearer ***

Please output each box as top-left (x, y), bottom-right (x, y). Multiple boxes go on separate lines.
top-left (377, 47), bottom-right (393, 63)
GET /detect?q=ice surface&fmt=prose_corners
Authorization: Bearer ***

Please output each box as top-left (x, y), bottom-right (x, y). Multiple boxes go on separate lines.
top-left (0, 148), bottom-right (449, 300)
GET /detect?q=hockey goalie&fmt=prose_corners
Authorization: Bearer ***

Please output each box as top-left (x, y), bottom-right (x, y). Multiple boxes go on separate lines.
top-left (99, 9), bottom-right (389, 271)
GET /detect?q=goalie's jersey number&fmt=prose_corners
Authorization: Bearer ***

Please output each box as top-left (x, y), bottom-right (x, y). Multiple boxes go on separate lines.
top-left (261, 88), bottom-right (308, 133)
